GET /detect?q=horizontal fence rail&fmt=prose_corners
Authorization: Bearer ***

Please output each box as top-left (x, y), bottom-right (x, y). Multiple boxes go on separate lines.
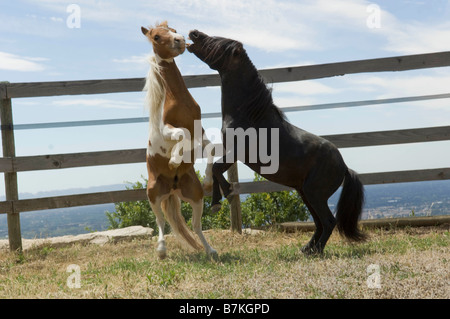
top-left (0, 125), bottom-right (449, 173)
top-left (8, 92), bottom-right (450, 131)
top-left (1, 50), bottom-right (450, 251)
top-left (0, 167), bottom-right (449, 215)
top-left (2, 51), bottom-right (450, 98)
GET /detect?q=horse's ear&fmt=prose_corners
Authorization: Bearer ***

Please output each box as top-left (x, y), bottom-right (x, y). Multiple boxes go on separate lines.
top-left (233, 42), bottom-right (244, 56)
top-left (141, 26), bottom-right (149, 36)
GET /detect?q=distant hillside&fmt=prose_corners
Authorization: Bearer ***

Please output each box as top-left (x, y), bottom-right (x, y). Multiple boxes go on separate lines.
top-left (1, 180), bottom-right (449, 239)
top-left (329, 179), bottom-right (450, 219)
top-left (0, 184), bottom-right (125, 239)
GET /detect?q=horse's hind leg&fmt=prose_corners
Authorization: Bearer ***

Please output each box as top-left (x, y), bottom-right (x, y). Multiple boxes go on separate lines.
top-left (179, 170), bottom-right (217, 256)
top-left (302, 187), bottom-right (336, 254)
top-left (297, 189), bottom-right (323, 254)
top-left (147, 175), bottom-right (171, 259)
top-left (190, 199), bottom-right (217, 256)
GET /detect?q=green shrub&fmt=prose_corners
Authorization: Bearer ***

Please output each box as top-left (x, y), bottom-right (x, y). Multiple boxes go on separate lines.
top-left (241, 173), bottom-right (309, 228)
top-left (106, 172), bottom-right (308, 232)
top-left (106, 173), bottom-right (230, 234)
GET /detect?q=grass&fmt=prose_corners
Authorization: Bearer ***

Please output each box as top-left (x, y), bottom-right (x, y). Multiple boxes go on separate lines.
top-left (0, 226), bottom-right (448, 299)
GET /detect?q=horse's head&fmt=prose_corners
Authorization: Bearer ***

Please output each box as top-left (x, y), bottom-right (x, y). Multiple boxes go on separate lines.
top-left (187, 30), bottom-right (244, 71)
top-left (141, 21), bottom-right (185, 60)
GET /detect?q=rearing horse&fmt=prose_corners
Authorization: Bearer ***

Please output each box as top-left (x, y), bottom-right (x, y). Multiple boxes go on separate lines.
top-left (187, 30), bottom-right (366, 254)
top-left (141, 22), bottom-right (216, 259)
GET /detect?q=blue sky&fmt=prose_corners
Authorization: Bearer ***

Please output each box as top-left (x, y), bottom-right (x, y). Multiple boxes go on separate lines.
top-left (1, 0), bottom-right (449, 195)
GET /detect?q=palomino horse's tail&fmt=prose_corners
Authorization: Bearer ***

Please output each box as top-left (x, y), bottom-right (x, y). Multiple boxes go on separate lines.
top-left (161, 194), bottom-right (203, 251)
top-left (335, 168), bottom-right (367, 241)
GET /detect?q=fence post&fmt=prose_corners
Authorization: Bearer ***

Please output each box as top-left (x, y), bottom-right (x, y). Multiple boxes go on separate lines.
top-left (1, 83), bottom-right (22, 253)
top-left (227, 163), bottom-right (242, 233)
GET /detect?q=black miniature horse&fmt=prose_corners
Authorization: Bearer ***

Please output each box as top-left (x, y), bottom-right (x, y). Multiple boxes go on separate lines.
top-left (187, 30), bottom-right (366, 254)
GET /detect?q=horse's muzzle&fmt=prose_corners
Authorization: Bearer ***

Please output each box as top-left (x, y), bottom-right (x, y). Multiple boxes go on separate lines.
top-left (189, 30), bottom-right (200, 39)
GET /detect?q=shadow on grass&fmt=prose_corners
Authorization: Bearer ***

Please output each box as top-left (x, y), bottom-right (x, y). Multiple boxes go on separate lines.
top-left (321, 242), bottom-right (381, 259)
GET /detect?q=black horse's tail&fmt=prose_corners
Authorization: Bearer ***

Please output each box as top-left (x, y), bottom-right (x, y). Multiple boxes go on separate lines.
top-left (336, 168), bottom-right (367, 241)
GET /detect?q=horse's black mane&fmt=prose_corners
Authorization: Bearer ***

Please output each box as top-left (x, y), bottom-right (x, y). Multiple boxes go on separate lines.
top-left (204, 37), bottom-right (287, 124)
top-left (239, 56), bottom-right (287, 124)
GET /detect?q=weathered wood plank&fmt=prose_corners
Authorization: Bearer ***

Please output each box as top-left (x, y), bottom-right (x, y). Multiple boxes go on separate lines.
top-left (0, 150), bottom-right (145, 173)
top-left (278, 215), bottom-right (450, 233)
top-left (7, 78), bottom-right (146, 99)
top-left (0, 157), bottom-right (13, 172)
top-left (13, 149), bottom-right (146, 172)
top-left (6, 51), bottom-right (450, 98)
top-left (227, 163), bottom-right (242, 233)
top-left (183, 73), bottom-right (221, 88)
top-left (0, 167), bottom-right (448, 214)
top-left (260, 51), bottom-right (450, 83)
top-left (8, 93), bottom-right (449, 131)
top-left (0, 201), bottom-right (13, 214)
top-left (5, 74), bottom-right (222, 99)
top-left (233, 167), bottom-right (450, 195)
top-left (1, 97), bottom-right (22, 252)
top-left (1, 126), bottom-right (448, 173)
top-left (0, 82), bottom-right (8, 99)
top-left (13, 189), bottom-right (147, 213)
top-left (323, 125), bottom-right (450, 148)
top-left (359, 167), bottom-right (450, 184)
top-left (360, 215), bottom-right (450, 229)
top-left (0, 143), bottom-right (223, 173)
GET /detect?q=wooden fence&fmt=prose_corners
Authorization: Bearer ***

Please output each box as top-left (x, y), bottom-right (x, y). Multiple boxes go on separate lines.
top-left (1, 51), bottom-right (450, 252)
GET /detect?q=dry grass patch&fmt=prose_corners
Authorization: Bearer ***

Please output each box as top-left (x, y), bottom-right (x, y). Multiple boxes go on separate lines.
top-left (0, 226), bottom-right (448, 298)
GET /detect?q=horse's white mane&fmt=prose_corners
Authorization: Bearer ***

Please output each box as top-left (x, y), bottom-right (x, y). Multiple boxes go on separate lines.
top-left (144, 55), bottom-right (165, 132)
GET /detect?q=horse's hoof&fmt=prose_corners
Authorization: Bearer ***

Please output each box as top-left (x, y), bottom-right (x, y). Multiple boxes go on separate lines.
top-left (223, 184), bottom-right (233, 199)
top-left (211, 203), bottom-right (222, 213)
top-left (157, 241), bottom-right (167, 259)
top-left (301, 245), bottom-right (321, 256)
top-left (208, 249), bottom-right (219, 261)
top-left (157, 249), bottom-right (167, 260)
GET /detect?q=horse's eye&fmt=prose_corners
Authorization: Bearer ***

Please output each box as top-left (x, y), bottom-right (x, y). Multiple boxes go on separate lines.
top-left (154, 35), bottom-right (160, 41)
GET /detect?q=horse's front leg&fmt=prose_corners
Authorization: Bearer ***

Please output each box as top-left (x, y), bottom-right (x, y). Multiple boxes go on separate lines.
top-left (148, 198), bottom-right (167, 259)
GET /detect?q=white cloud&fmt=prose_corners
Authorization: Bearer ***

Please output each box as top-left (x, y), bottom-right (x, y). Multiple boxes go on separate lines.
top-left (0, 52), bottom-right (47, 72)
top-left (53, 98), bottom-right (142, 110)
top-left (112, 54), bottom-right (147, 65)
top-left (50, 16), bottom-right (63, 23)
top-left (112, 54), bottom-right (149, 71)
top-left (273, 81), bottom-right (338, 95)
top-left (350, 73), bottom-right (450, 98)
top-left (343, 72), bottom-right (450, 118)
top-left (383, 21), bottom-right (450, 54)
top-left (18, 0), bottom-right (450, 56)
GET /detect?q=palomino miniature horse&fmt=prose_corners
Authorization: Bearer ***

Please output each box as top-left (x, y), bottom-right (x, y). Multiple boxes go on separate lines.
top-left (141, 22), bottom-right (216, 259)
top-left (187, 30), bottom-right (366, 254)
